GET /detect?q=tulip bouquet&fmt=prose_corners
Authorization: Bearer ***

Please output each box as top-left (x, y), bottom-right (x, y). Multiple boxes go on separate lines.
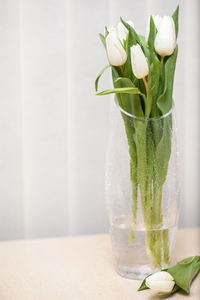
top-left (95, 6), bottom-right (179, 268)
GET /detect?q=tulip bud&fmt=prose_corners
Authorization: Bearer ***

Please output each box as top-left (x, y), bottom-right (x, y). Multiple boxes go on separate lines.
top-left (146, 271), bottom-right (175, 293)
top-left (130, 44), bottom-right (149, 79)
top-left (146, 15), bottom-right (162, 41)
top-left (154, 16), bottom-right (176, 57)
top-left (106, 32), bottom-right (127, 66)
top-left (117, 20), bottom-right (135, 42)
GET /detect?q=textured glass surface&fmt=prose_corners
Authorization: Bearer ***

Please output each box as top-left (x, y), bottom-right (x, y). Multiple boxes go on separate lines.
top-left (106, 100), bottom-right (179, 279)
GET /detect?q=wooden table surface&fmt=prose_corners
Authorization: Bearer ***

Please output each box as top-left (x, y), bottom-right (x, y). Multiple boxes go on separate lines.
top-left (0, 228), bottom-right (199, 300)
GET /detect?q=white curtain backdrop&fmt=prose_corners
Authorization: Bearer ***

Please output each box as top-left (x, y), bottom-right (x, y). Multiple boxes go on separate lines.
top-left (0, 0), bottom-right (199, 240)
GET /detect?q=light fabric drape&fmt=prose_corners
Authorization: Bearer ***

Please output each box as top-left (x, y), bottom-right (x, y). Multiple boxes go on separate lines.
top-left (0, 0), bottom-right (199, 240)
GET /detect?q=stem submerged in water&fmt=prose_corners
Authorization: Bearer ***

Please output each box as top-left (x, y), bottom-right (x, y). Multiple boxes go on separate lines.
top-left (121, 92), bottom-right (171, 268)
top-left (163, 228), bottom-right (170, 265)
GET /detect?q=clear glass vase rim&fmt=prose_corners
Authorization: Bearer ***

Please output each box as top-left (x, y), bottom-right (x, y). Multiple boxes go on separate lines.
top-left (114, 97), bottom-right (174, 121)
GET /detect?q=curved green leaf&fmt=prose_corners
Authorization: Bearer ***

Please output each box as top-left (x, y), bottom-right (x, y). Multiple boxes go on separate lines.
top-left (150, 53), bottom-right (161, 117)
top-left (172, 5), bottom-right (179, 38)
top-left (148, 16), bottom-right (157, 53)
top-left (168, 256), bottom-right (200, 294)
top-left (99, 33), bottom-right (106, 49)
top-left (111, 67), bottom-right (123, 107)
top-left (138, 34), bottom-right (150, 58)
top-left (154, 115), bottom-right (172, 186)
top-left (114, 77), bottom-right (144, 117)
top-left (138, 275), bottom-right (149, 291)
top-left (157, 46), bottom-right (178, 114)
top-left (120, 17), bottom-right (137, 45)
top-left (96, 87), bottom-right (140, 96)
top-left (95, 64), bottom-right (110, 92)
top-left (120, 18), bottom-right (149, 59)
top-left (105, 26), bottom-right (109, 37)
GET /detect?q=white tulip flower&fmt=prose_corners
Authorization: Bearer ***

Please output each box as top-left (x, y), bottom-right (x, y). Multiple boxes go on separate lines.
top-left (117, 20), bottom-right (135, 42)
top-left (106, 32), bottom-right (127, 66)
top-left (130, 44), bottom-right (149, 79)
top-left (154, 16), bottom-right (176, 57)
top-left (146, 15), bottom-right (162, 41)
top-left (146, 271), bottom-right (175, 293)
top-left (108, 27), bottom-right (117, 35)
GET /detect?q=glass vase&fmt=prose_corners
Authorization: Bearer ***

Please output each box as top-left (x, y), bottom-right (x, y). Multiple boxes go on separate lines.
top-left (106, 99), bottom-right (179, 280)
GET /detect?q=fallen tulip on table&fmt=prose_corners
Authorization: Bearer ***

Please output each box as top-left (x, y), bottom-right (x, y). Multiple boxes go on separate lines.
top-left (138, 256), bottom-right (200, 297)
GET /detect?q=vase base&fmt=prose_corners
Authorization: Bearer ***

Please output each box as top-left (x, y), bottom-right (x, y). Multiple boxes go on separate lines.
top-left (117, 265), bottom-right (155, 280)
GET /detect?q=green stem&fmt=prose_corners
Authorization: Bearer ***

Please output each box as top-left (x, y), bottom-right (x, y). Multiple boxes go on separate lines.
top-left (122, 114), bottom-right (138, 230)
top-left (163, 229), bottom-right (170, 265)
top-left (130, 160), bottom-right (137, 226)
top-left (152, 184), bottom-right (168, 268)
top-left (142, 77), bottom-right (152, 118)
top-left (119, 65), bottom-right (124, 76)
top-left (152, 185), bottom-right (162, 227)
top-left (135, 122), bottom-right (153, 263)
top-left (152, 229), bottom-right (162, 268)
top-left (143, 76), bottom-right (148, 92)
top-left (135, 123), bottom-right (148, 223)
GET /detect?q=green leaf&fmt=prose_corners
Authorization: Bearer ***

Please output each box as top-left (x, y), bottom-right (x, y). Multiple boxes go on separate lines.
top-left (158, 284), bottom-right (180, 296)
top-left (114, 77), bottom-right (133, 113)
top-left (138, 34), bottom-right (150, 59)
top-left (105, 26), bottom-right (109, 37)
top-left (147, 16), bottom-right (157, 50)
top-left (122, 113), bottom-right (138, 225)
top-left (172, 5), bottom-right (179, 38)
top-left (167, 256), bottom-right (200, 294)
top-left (121, 18), bottom-right (149, 57)
top-left (120, 19), bottom-right (149, 82)
top-left (148, 17), bottom-right (157, 65)
top-left (157, 45), bottom-right (178, 115)
top-left (120, 18), bottom-right (148, 55)
top-left (120, 19), bottom-right (137, 81)
top-left (96, 87), bottom-right (140, 96)
top-left (114, 77), bottom-right (144, 117)
top-left (95, 64), bottom-right (110, 92)
top-left (111, 66), bottom-right (120, 83)
top-left (150, 53), bottom-right (161, 117)
top-left (99, 33), bottom-right (106, 49)
top-left (120, 17), bottom-right (137, 45)
top-left (123, 33), bottom-right (134, 80)
top-left (138, 256), bottom-right (200, 296)
top-left (138, 277), bottom-right (149, 291)
top-left (111, 67), bottom-right (124, 107)
top-left (154, 115), bottom-right (172, 186)
top-left (114, 77), bottom-right (133, 86)
top-left (179, 256), bottom-right (199, 265)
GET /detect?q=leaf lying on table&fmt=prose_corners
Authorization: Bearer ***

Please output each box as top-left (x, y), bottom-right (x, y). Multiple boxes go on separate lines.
top-left (167, 256), bottom-right (200, 294)
top-left (138, 256), bottom-right (200, 297)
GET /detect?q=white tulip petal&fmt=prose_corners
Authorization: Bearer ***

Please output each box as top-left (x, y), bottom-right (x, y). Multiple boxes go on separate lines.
top-left (106, 33), bottom-right (127, 66)
top-left (108, 27), bottom-right (117, 35)
top-left (118, 22), bottom-right (128, 42)
top-left (117, 20), bottom-right (135, 42)
top-left (154, 16), bottom-right (176, 57)
top-left (131, 44), bottom-right (149, 79)
top-left (146, 271), bottom-right (174, 281)
top-left (153, 15), bottom-right (162, 30)
top-left (146, 15), bottom-right (162, 41)
top-left (145, 271), bottom-right (175, 293)
top-left (146, 279), bottom-right (175, 293)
